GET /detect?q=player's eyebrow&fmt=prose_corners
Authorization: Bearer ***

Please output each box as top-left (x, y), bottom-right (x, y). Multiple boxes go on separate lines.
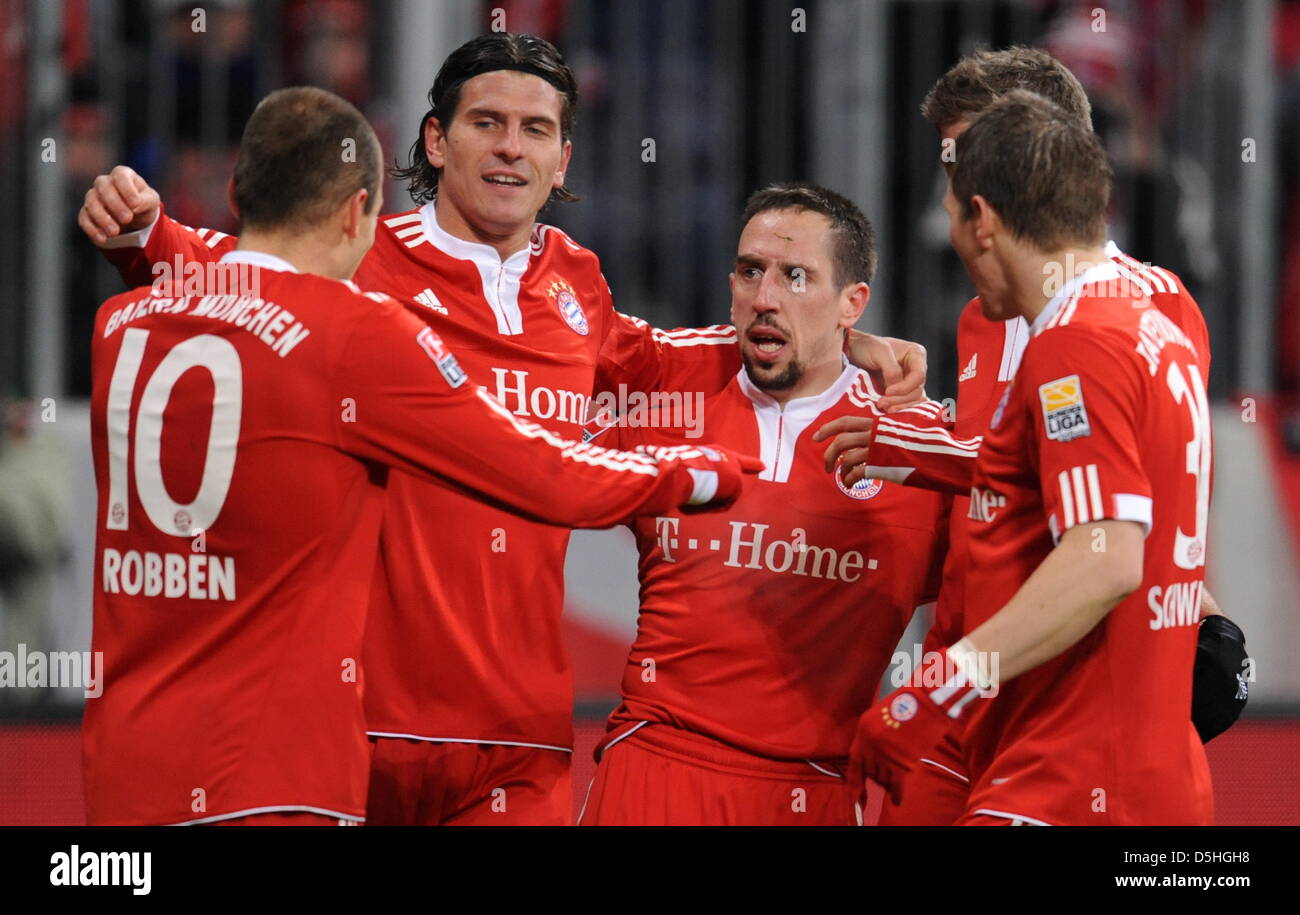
top-left (463, 106), bottom-right (558, 130)
top-left (735, 254), bottom-right (817, 278)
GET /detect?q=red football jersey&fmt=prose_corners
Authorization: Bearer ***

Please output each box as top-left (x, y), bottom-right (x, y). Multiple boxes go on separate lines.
top-left (596, 365), bottom-right (947, 762)
top-left (961, 260), bottom-right (1214, 825)
top-left (101, 204), bottom-right (741, 753)
top-left (867, 245), bottom-right (1210, 647)
top-left (85, 252), bottom-right (735, 824)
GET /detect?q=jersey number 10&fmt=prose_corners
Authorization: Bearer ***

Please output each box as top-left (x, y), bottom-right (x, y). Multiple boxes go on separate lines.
top-left (104, 328), bottom-right (243, 535)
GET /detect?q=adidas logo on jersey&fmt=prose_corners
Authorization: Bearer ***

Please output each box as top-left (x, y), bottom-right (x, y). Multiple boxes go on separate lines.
top-left (412, 288), bottom-right (448, 315)
top-left (959, 353), bottom-right (978, 382)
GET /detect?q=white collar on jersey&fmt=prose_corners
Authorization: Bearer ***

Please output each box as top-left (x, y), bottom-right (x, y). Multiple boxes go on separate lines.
top-left (1030, 259), bottom-right (1123, 337)
top-left (419, 200), bottom-right (535, 270)
top-left (218, 250), bottom-right (300, 273)
top-left (1104, 238), bottom-right (1122, 258)
top-left (400, 200), bottom-right (533, 335)
top-left (736, 355), bottom-right (863, 483)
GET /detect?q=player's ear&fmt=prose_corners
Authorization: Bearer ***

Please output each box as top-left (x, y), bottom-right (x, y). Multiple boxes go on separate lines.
top-left (840, 281), bottom-right (870, 328)
top-left (342, 188), bottom-right (368, 239)
top-left (424, 115), bottom-right (447, 169)
top-left (552, 138), bottom-right (573, 189)
top-left (971, 194), bottom-right (998, 251)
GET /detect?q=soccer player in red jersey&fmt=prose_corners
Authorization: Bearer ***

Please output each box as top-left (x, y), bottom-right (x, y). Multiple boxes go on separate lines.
top-left (577, 184), bottom-right (948, 826)
top-left (848, 91), bottom-right (1216, 825)
top-left (818, 47), bottom-right (1245, 825)
top-left (79, 34), bottom-right (928, 824)
top-left (84, 87), bottom-right (758, 826)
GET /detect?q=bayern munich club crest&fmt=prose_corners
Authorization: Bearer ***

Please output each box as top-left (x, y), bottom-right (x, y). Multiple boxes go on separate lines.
top-left (834, 460), bottom-right (884, 500)
top-left (890, 693), bottom-right (919, 723)
top-left (549, 279), bottom-right (589, 335)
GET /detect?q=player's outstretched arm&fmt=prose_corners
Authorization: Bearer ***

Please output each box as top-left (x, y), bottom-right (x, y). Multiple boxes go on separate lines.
top-left (338, 299), bottom-right (762, 527)
top-left (594, 310), bottom-right (740, 401)
top-left (79, 165), bottom-right (234, 288)
top-left (960, 519), bottom-right (1144, 681)
top-left (849, 520), bottom-right (1144, 804)
top-left (813, 408), bottom-right (979, 495)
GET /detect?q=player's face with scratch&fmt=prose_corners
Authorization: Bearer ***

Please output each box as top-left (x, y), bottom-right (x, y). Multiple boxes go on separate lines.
top-left (730, 208), bottom-right (850, 393)
top-left (426, 70), bottom-right (572, 239)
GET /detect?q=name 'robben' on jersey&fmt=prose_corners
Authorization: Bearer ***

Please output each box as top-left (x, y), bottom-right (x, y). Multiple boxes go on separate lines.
top-left (99, 201), bottom-right (742, 757)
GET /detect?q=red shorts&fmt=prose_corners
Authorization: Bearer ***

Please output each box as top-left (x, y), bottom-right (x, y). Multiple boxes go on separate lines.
top-left (366, 737), bottom-right (571, 825)
top-left (876, 730), bottom-right (970, 826)
top-left (210, 812), bottom-right (357, 826)
top-left (579, 724), bottom-right (858, 826)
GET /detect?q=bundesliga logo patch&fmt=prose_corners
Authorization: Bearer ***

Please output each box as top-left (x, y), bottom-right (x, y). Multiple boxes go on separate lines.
top-left (834, 460), bottom-right (883, 500)
top-left (415, 327), bottom-right (467, 389)
top-left (1039, 374), bottom-right (1091, 442)
top-left (549, 279), bottom-right (589, 336)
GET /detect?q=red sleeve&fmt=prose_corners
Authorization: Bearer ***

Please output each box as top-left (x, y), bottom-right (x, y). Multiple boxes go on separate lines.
top-left (594, 307), bottom-right (740, 398)
top-left (1017, 327), bottom-right (1153, 540)
top-left (864, 401), bottom-right (980, 496)
top-left (99, 205), bottom-right (237, 288)
top-left (333, 296), bottom-right (705, 528)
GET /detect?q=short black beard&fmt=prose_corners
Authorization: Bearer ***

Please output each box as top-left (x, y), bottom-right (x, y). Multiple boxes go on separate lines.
top-left (743, 352), bottom-right (804, 392)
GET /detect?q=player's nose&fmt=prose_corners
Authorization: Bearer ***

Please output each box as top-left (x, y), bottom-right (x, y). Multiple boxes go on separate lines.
top-left (752, 271), bottom-right (781, 313)
top-left (493, 123), bottom-right (524, 161)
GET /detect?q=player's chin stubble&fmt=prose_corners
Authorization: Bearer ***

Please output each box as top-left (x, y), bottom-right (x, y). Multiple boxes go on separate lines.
top-left (743, 352), bottom-right (804, 392)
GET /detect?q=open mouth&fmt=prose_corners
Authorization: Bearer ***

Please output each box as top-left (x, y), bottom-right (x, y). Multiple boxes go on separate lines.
top-left (746, 324), bottom-right (789, 359)
top-left (483, 173), bottom-right (528, 188)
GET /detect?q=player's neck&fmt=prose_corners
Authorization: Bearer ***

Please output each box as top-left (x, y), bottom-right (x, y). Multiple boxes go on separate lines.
top-left (434, 197), bottom-right (533, 261)
top-left (764, 356), bottom-right (846, 409)
top-left (1011, 244), bottom-right (1109, 325)
top-left (235, 231), bottom-right (352, 280)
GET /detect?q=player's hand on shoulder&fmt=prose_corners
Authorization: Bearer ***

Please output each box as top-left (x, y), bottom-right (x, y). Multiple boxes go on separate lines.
top-left (635, 443), bottom-right (763, 511)
top-left (78, 165), bottom-right (161, 245)
top-left (846, 330), bottom-right (927, 412)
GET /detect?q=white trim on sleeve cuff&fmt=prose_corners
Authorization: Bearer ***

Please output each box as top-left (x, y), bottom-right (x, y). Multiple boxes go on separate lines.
top-left (1050, 492), bottom-right (1153, 543)
top-left (98, 208), bottom-right (160, 249)
top-left (686, 467), bottom-right (719, 505)
top-left (1112, 493), bottom-right (1153, 535)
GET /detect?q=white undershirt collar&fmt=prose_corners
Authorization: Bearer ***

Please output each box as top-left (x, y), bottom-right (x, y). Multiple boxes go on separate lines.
top-left (418, 200), bottom-right (532, 335)
top-left (217, 249), bottom-right (300, 273)
top-left (737, 356), bottom-right (862, 483)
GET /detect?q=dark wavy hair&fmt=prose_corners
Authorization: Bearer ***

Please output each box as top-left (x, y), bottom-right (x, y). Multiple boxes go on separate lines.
top-left (391, 32), bottom-right (579, 206)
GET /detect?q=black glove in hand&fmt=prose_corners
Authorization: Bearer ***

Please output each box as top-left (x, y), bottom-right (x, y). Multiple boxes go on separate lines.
top-left (1192, 615), bottom-right (1250, 743)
